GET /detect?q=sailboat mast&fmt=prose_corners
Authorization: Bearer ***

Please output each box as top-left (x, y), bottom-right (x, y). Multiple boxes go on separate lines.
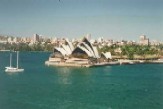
top-left (17, 51), bottom-right (19, 69)
top-left (10, 53), bottom-right (12, 67)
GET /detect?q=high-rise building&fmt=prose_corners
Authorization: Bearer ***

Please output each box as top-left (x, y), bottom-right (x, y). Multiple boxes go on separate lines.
top-left (32, 34), bottom-right (39, 43)
top-left (139, 35), bottom-right (149, 45)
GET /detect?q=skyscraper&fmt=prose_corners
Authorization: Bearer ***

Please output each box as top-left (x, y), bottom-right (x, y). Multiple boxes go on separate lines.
top-left (33, 34), bottom-right (39, 43)
top-left (139, 35), bottom-right (149, 45)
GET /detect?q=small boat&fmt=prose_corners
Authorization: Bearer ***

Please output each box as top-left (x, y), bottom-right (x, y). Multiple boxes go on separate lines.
top-left (129, 61), bottom-right (134, 64)
top-left (5, 51), bottom-right (24, 73)
top-left (139, 60), bottom-right (145, 63)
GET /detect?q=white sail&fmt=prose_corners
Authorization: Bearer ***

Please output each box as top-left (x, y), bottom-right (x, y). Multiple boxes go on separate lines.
top-left (10, 53), bottom-right (12, 67)
top-left (5, 51), bottom-right (24, 73)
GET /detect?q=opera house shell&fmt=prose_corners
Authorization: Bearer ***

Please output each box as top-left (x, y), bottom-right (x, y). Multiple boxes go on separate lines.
top-left (50, 37), bottom-right (99, 59)
top-left (71, 37), bottom-right (99, 59)
top-left (50, 38), bottom-right (74, 59)
top-left (47, 37), bottom-right (111, 67)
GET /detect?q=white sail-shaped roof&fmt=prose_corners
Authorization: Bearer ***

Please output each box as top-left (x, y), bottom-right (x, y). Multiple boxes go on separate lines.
top-left (55, 47), bottom-right (67, 56)
top-left (71, 37), bottom-right (100, 58)
top-left (102, 52), bottom-right (112, 59)
top-left (77, 45), bottom-right (94, 57)
top-left (82, 37), bottom-right (97, 56)
top-left (53, 38), bottom-right (74, 57)
top-left (53, 37), bottom-right (100, 59)
top-left (80, 42), bottom-right (96, 57)
top-left (65, 38), bottom-right (74, 52)
top-left (93, 46), bottom-right (100, 58)
top-left (61, 44), bottom-right (72, 55)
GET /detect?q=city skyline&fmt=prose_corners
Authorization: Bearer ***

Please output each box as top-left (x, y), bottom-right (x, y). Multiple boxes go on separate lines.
top-left (0, 0), bottom-right (162, 40)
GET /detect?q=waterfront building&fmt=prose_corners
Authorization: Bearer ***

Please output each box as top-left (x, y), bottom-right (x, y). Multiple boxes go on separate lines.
top-left (99, 52), bottom-right (112, 62)
top-left (139, 35), bottom-right (149, 45)
top-left (47, 37), bottom-right (101, 67)
top-left (71, 37), bottom-right (99, 59)
top-left (49, 38), bottom-right (74, 61)
top-left (150, 40), bottom-right (160, 46)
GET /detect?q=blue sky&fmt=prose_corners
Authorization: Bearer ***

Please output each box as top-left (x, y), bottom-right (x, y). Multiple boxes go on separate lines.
top-left (0, 0), bottom-right (162, 40)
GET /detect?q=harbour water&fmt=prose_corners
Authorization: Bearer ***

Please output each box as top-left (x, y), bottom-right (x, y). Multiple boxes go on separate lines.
top-left (0, 52), bottom-right (163, 109)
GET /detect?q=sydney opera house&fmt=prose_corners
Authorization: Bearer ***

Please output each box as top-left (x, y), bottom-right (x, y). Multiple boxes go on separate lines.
top-left (45, 37), bottom-right (112, 67)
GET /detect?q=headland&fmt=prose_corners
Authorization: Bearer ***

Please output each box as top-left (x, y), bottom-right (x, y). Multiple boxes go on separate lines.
top-left (45, 36), bottom-right (163, 67)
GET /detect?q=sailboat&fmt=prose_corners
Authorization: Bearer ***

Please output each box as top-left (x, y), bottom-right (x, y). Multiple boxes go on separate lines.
top-left (5, 51), bottom-right (24, 72)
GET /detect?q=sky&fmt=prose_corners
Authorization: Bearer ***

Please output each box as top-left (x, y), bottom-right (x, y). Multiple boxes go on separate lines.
top-left (0, 0), bottom-right (162, 41)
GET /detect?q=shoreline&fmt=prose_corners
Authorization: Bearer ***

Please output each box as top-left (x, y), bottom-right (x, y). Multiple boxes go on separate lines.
top-left (45, 59), bottom-right (163, 68)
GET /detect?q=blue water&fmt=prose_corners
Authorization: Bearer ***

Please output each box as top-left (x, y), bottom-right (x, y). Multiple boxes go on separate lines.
top-left (0, 52), bottom-right (163, 109)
